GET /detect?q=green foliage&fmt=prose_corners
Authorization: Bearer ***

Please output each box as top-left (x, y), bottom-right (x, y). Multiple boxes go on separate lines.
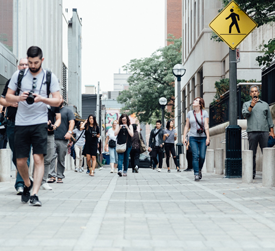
top-left (211, 78), bottom-right (260, 124)
top-left (211, 1), bottom-right (275, 68)
top-left (256, 38), bottom-right (275, 67)
top-left (117, 35), bottom-right (182, 124)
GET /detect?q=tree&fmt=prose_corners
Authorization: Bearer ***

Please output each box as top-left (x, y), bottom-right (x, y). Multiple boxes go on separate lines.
top-left (117, 36), bottom-right (182, 124)
top-left (211, 0), bottom-right (275, 67)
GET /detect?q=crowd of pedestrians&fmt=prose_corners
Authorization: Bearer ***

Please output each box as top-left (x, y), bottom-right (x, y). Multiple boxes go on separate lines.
top-left (0, 45), bottom-right (274, 209)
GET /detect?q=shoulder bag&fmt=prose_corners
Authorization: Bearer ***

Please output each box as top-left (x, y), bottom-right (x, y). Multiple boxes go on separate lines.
top-left (70, 130), bottom-right (85, 159)
top-left (139, 132), bottom-right (146, 153)
top-left (116, 131), bottom-right (128, 153)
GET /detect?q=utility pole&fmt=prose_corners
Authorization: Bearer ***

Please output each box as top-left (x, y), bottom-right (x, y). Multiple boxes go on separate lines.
top-left (96, 81), bottom-right (100, 124)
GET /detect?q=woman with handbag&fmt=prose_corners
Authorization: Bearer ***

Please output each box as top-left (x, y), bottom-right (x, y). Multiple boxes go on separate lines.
top-left (182, 97), bottom-right (210, 181)
top-left (163, 120), bottom-right (180, 173)
top-left (104, 120), bottom-right (118, 173)
top-left (73, 122), bottom-right (85, 172)
top-left (81, 114), bottom-right (100, 176)
top-left (114, 114), bottom-right (133, 177)
top-left (130, 124), bottom-right (145, 173)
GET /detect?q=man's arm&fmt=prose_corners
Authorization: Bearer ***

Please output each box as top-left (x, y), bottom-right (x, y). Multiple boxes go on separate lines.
top-left (242, 102), bottom-right (252, 118)
top-left (0, 97), bottom-right (18, 108)
top-left (6, 88), bottom-right (28, 103)
top-left (33, 91), bottom-right (60, 106)
top-left (148, 130), bottom-right (153, 148)
top-left (54, 113), bottom-right (61, 128)
top-left (64, 119), bottom-right (75, 140)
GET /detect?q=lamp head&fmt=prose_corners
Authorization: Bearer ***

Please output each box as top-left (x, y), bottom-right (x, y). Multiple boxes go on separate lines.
top-left (159, 97), bottom-right (167, 106)
top-left (172, 64), bottom-right (186, 78)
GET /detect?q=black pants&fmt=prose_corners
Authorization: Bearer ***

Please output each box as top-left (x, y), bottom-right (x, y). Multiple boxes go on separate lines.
top-left (248, 131), bottom-right (269, 175)
top-left (130, 148), bottom-right (140, 170)
top-left (151, 146), bottom-right (163, 169)
top-left (164, 143), bottom-right (178, 168)
top-left (186, 149), bottom-right (193, 170)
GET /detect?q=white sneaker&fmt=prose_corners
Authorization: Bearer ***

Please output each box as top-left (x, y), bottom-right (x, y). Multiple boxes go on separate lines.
top-left (74, 168), bottom-right (78, 172)
top-left (110, 168), bottom-right (114, 173)
top-left (157, 168), bottom-right (161, 172)
top-left (41, 183), bottom-right (52, 190)
top-left (114, 169), bottom-right (118, 173)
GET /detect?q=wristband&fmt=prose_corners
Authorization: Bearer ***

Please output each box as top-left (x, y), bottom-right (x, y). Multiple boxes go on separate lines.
top-left (250, 105), bottom-right (254, 108)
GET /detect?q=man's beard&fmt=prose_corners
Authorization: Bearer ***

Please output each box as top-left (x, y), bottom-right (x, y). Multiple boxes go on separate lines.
top-left (29, 64), bottom-right (42, 73)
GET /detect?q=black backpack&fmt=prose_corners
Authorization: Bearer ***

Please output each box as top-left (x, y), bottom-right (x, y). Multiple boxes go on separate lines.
top-left (15, 69), bottom-right (52, 97)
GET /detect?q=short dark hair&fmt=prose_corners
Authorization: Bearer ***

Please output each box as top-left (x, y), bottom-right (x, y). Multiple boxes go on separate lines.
top-left (156, 120), bottom-right (162, 124)
top-left (27, 46), bottom-right (43, 59)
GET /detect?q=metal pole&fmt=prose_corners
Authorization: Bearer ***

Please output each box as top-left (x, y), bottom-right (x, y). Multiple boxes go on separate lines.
top-left (229, 48), bottom-right (237, 125)
top-left (176, 77), bottom-right (183, 168)
top-left (96, 81), bottom-right (100, 123)
top-left (161, 106), bottom-right (165, 126)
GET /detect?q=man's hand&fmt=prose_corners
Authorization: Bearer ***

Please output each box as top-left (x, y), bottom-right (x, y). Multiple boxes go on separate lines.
top-left (250, 98), bottom-right (258, 107)
top-left (64, 132), bottom-right (72, 140)
top-left (33, 93), bottom-right (45, 103)
top-left (11, 102), bottom-right (18, 108)
top-left (270, 131), bottom-right (275, 139)
top-left (206, 138), bottom-right (210, 146)
top-left (19, 92), bottom-right (29, 102)
top-left (148, 147), bottom-right (152, 152)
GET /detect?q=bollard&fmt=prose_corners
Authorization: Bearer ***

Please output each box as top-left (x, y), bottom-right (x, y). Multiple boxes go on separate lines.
top-left (0, 149), bottom-right (11, 182)
top-left (206, 149), bottom-right (214, 173)
top-left (215, 148), bottom-right (224, 175)
top-left (262, 148), bottom-right (275, 187)
top-left (242, 150), bottom-right (253, 183)
top-left (180, 153), bottom-right (185, 170)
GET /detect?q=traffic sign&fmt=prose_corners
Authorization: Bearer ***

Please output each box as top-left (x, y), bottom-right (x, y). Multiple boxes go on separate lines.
top-left (209, 0), bottom-right (257, 50)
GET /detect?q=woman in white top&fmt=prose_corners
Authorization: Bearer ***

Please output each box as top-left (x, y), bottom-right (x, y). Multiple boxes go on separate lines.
top-left (73, 122), bottom-right (85, 172)
top-left (104, 120), bottom-right (118, 173)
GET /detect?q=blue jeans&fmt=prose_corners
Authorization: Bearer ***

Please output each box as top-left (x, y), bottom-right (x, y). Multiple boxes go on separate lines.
top-left (6, 120), bottom-right (30, 189)
top-left (109, 147), bottom-right (118, 164)
top-left (118, 147), bottom-right (132, 173)
top-left (189, 137), bottom-right (207, 175)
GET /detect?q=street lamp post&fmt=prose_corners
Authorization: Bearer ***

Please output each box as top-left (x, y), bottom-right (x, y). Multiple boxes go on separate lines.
top-left (159, 97), bottom-right (167, 127)
top-left (172, 64), bottom-right (186, 169)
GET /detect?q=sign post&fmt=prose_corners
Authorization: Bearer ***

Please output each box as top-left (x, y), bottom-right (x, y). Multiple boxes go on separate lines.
top-left (209, 0), bottom-right (257, 178)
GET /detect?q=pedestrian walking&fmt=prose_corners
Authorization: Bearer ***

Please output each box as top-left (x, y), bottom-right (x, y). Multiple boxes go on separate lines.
top-left (183, 97), bottom-right (210, 181)
top-left (104, 120), bottom-right (118, 173)
top-left (48, 96), bottom-right (75, 184)
top-left (81, 115), bottom-right (100, 176)
top-left (41, 105), bottom-right (61, 190)
top-left (242, 85), bottom-right (274, 179)
top-left (114, 114), bottom-right (134, 177)
top-left (6, 46), bottom-right (60, 206)
top-left (0, 58), bottom-right (30, 195)
top-left (148, 120), bottom-right (164, 172)
top-left (73, 122), bottom-right (85, 172)
top-left (0, 105), bottom-right (7, 149)
top-left (130, 124), bottom-right (144, 173)
top-left (163, 120), bottom-right (180, 173)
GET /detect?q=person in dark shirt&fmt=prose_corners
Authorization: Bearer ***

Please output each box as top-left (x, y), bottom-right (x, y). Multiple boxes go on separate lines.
top-left (41, 105), bottom-right (61, 190)
top-left (0, 58), bottom-right (29, 195)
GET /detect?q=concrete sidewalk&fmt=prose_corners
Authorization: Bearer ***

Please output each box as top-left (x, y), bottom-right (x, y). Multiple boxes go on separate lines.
top-left (0, 166), bottom-right (275, 251)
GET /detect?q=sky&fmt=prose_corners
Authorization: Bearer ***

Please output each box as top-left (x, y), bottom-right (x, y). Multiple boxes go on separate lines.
top-left (64, 0), bottom-right (165, 92)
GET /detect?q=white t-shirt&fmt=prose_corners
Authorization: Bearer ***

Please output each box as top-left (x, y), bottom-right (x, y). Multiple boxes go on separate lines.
top-left (107, 128), bottom-right (117, 142)
top-left (8, 69), bottom-right (60, 126)
top-left (187, 110), bottom-right (209, 137)
top-left (73, 128), bottom-right (85, 146)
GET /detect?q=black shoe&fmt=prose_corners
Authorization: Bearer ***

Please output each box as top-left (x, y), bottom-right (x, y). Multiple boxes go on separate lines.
top-left (184, 168), bottom-right (192, 172)
top-left (118, 170), bottom-right (122, 177)
top-left (29, 194), bottom-right (42, 206)
top-left (253, 174), bottom-right (255, 179)
top-left (167, 169), bottom-right (171, 173)
top-left (195, 175), bottom-right (200, 181)
top-left (21, 179), bottom-right (33, 203)
top-left (177, 169), bottom-right (181, 172)
top-left (199, 171), bottom-right (202, 179)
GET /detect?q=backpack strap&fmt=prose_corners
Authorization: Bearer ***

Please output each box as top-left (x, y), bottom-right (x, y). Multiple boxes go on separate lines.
top-left (45, 71), bottom-right (52, 97)
top-left (15, 69), bottom-right (25, 96)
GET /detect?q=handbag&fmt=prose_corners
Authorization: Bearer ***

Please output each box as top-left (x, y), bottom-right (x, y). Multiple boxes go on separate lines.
top-left (116, 131), bottom-right (128, 153)
top-left (70, 131), bottom-right (85, 159)
top-left (109, 139), bottom-right (116, 148)
top-left (139, 132), bottom-right (146, 154)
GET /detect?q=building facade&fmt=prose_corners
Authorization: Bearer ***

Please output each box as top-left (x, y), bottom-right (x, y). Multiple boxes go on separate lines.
top-left (68, 9), bottom-right (82, 116)
top-left (113, 73), bottom-right (130, 91)
top-left (13, 0), bottom-right (63, 82)
top-left (175, 0), bottom-right (274, 132)
top-left (165, 0), bottom-right (182, 44)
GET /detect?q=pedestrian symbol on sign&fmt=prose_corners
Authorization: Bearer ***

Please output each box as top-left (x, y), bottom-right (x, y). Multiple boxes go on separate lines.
top-left (226, 9), bottom-right (240, 33)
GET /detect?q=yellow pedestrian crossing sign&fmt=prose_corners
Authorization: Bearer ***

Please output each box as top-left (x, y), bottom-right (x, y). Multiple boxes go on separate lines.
top-left (209, 0), bottom-right (257, 50)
